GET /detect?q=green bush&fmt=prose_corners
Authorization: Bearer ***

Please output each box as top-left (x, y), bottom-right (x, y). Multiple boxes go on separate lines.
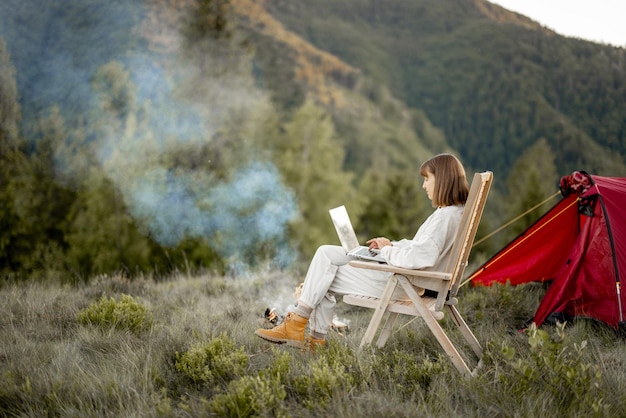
top-left (496, 322), bottom-right (605, 415)
top-left (175, 334), bottom-right (249, 386)
top-left (375, 349), bottom-right (447, 399)
top-left (208, 375), bottom-right (288, 417)
top-left (258, 349), bottom-right (292, 383)
top-left (292, 355), bottom-right (352, 410)
top-left (77, 294), bottom-right (153, 335)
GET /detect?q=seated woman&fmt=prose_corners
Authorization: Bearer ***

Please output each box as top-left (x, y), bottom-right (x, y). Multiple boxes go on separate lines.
top-left (255, 153), bottom-right (470, 350)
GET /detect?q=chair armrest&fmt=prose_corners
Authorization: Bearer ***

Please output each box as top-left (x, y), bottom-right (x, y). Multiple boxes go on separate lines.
top-left (348, 260), bottom-right (452, 281)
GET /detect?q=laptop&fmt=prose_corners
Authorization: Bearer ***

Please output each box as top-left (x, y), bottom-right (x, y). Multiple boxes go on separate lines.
top-left (329, 205), bottom-right (387, 263)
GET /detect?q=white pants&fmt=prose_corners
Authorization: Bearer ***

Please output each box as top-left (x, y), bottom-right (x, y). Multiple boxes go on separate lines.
top-left (298, 245), bottom-right (407, 335)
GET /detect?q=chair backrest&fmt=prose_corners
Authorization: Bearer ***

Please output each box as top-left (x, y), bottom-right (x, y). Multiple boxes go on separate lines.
top-left (444, 171), bottom-right (493, 300)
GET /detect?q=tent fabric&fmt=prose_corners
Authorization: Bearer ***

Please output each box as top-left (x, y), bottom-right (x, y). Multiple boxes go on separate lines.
top-left (469, 172), bottom-right (626, 329)
top-left (468, 195), bottom-right (580, 287)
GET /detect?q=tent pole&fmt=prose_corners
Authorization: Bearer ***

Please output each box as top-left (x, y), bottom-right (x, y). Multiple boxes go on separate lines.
top-left (597, 193), bottom-right (623, 324)
top-left (618, 282), bottom-right (623, 323)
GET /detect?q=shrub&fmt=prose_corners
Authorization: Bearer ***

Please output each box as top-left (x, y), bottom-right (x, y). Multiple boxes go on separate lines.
top-left (77, 294), bottom-right (153, 335)
top-left (497, 322), bottom-right (605, 415)
top-left (376, 349), bottom-right (447, 399)
top-left (175, 334), bottom-right (249, 386)
top-left (208, 375), bottom-right (288, 417)
top-left (258, 349), bottom-right (292, 383)
top-left (292, 355), bottom-right (352, 410)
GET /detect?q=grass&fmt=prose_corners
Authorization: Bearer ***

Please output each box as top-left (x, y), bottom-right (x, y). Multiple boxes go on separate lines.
top-left (1, 269), bottom-right (625, 417)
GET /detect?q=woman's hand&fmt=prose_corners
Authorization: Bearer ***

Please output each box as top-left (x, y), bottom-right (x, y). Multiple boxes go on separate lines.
top-left (366, 237), bottom-right (391, 250)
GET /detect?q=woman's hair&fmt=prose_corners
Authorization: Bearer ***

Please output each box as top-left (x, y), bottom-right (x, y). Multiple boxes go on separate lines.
top-left (420, 153), bottom-right (469, 207)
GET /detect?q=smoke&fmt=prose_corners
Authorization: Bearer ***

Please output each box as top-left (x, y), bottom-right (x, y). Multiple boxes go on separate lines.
top-left (92, 53), bottom-right (299, 271)
top-left (94, 60), bottom-right (297, 272)
top-left (0, 0), bottom-right (300, 271)
top-left (119, 162), bottom-right (298, 270)
top-left (0, 0), bottom-right (144, 132)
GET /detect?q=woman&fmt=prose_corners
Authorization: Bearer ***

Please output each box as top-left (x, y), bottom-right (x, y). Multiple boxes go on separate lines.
top-left (255, 153), bottom-right (470, 350)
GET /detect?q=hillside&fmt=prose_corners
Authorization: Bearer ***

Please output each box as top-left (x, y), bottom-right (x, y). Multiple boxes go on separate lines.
top-left (261, 0), bottom-right (626, 179)
top-left (0, 0), bottom-right (451, 277)
top-left (228, 0), bottom-right (442, 175)
top-left (5, 0), bottom-right (624, 180)
top-left (1, 0), bottom-right (625, 278)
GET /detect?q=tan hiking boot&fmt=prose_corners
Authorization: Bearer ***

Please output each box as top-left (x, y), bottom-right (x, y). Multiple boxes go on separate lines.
top-left (301, 336), bottom-right (326, 353)
top-left (255, 312), bottom-right (307, 348)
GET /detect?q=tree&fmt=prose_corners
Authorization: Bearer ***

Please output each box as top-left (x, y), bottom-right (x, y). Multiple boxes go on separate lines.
top-left (0, 38), bottom-right (20, 144)
top-left (357, 157), bottom-right (431, 242)
top-left (12, 108), bottom-right (78, 278)
top-left (0, 37), bottom-right (30, 276)
top-left (92, 61), bottom-right (136, 126)
top-left (273, 101), bottom-right (357, 256)
top-left (64, 172), bottom-right (153, 278)
top-left (504, 137), bottom-right (559, 240)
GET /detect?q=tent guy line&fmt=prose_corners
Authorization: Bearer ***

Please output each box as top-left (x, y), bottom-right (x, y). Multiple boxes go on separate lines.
top-left (461, 196), bottom-right (579, 289)
top-left (471, 191), bottom-right (561, 249)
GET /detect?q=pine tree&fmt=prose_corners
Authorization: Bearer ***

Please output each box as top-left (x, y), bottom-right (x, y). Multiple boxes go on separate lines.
top-left (0, 38), bottom-right (20, 144)
top-left (64, 172), bottom-right (153, 278)
top-left (273, 101), bottom-right (357, 256)
top-left (504, 137), bottom-right (559, 240)
top-left (0, 37), bottom-right (31, 276)
top-left (357, 156), bottom-right (431, 242)
top-left (12, 108), bottom-right (78, 278)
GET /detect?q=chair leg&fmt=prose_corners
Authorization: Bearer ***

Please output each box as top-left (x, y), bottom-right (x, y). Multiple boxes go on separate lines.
top-left (447, 305), bottom-right (483, 358)
top-left (396, 276), bottom-right (473, 377)
top-left (376, 312), bottom-right (399, 347)
top-left (359, 275), bottom-right (398, 349)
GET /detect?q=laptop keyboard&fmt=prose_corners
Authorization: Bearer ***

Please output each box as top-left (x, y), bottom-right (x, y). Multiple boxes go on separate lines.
top-left (352, 247), bottom-right (380, 257)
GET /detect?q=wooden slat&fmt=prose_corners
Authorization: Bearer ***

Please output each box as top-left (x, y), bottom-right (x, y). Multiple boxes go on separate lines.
top-left (343, 294), bottom-right (443, 320)
top-left (348, 260), bottom-right (451, 281)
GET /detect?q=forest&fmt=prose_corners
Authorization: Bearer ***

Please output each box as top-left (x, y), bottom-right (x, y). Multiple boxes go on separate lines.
top-left (1, 0), bottom-right (625, 280)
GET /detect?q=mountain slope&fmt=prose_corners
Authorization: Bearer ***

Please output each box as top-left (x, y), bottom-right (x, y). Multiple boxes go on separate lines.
top-left (230, 0), bottom-right (446, 173)
top-left (263, 0), bottom-right (626, 178)
top-left (2, 0), bottom-right (624, 181)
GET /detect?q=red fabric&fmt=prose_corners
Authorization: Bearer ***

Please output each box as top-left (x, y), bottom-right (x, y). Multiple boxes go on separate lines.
top-left (469, 174), bottom-right (626, 329)
top-left (532, 192), bottom-right (621, 327)
top-left (593, 176), bottom-right (626, 291)
top-left (469, 195), bottom-right (579, 286)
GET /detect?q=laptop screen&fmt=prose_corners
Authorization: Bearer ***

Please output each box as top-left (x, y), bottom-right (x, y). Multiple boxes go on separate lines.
top-left (329, 206), bottom-right (360, 252)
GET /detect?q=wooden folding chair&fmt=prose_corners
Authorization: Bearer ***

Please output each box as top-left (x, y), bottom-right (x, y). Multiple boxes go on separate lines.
top-left (343, 171), bottom-right (493, 376)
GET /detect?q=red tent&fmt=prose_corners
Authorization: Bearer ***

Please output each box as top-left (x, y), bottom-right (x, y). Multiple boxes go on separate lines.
top-left (469, 172), bottom-right (626, 329)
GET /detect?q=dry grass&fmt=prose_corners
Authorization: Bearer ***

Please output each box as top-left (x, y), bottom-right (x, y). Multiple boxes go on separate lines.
top-left (1, 270), bottom-right (625, 417)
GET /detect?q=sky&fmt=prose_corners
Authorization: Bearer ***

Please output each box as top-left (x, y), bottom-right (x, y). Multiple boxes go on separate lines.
top-left (488, 0), bottom-right (626, 47)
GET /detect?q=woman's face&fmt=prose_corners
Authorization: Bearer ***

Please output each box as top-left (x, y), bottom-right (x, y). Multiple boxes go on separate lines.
top-left (422, 170), bottom-right (436, 202)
